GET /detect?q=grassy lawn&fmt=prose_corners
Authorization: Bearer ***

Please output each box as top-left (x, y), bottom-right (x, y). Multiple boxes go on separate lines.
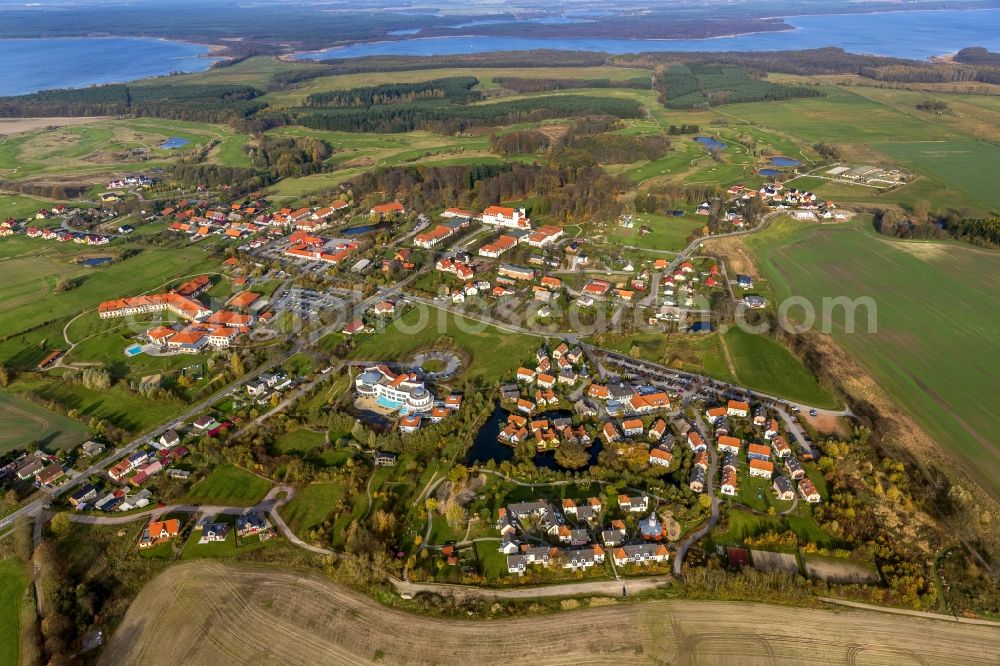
top-left (185, 464), bottom-right (272, 506)
top-left (6, 376), bottom-right (183, 435)
top-left (348, 307), bottom-right (538, 386)
top-left (0, 392), bottom-right (89, 454)
top-left (0, 557), bottom-right (29, 666)
top-left (279, 482), bottom-right (344, 537)
top-left (873, 140), bottom-right (1000, 210)
top-left (601, 212), bottom-right (702, 252)
top-left (721, 327), bottom-right (838, 408)
top-left (273, 428), bottom-right (326, 454)
top-left (0, 240), bottom-right (220, 369)
top-left (747, 218), bottom-right (1000, 498)
top-left (474, 540), bottom-right (508, 580)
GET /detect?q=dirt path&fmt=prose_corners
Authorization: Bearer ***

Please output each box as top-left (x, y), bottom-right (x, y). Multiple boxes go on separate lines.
top-left (100, 561), bottom-right (1000, 666)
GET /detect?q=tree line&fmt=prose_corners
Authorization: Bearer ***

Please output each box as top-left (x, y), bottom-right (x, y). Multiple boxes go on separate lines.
top-left (303, 76), bottom-right (480, 108)
top-left (0, 83), bottom-right (267, 124)
top-left (491, 75), bottom-right (651, 93)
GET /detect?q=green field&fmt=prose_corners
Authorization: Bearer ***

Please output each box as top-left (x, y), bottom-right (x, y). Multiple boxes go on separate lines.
top-left (873, 141), bottom-right (1000, 210)
top-left (0, 557), bottom-right (29, 666)
top-left (280, 482), bottom-right (345, 537)
top-left (747, 219), bottom-right (1000, 498)
top-left (273, 428), bottom-right (326, 454)
top-left (349, 307), bottom-right (539, 385)
top-left (601, 212), bottom-right (702, 252)
top-left (184, 464), bottom-right (273, 506)
top-left (0, 237), bottom-right (220, 369)
top-left (6, 376), bottom-right (183, 434)
top-left (0, 391), bottom-right (89, 453)
top-left (721, 327), bottom-right (838, 408)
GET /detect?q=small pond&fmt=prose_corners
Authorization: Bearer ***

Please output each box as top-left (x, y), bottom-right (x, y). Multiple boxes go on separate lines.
top-left (80, 257), bottom-right (112, 267)
top-left (159, 136), bottom-right (190, 149)
top-left (759, 168), bottom-right (784, 177)
top-left (770, 156), bottom-right (801, 167)
top-left (342, 222), bottom-right (391, 236)
top-left (695, 136), bottom-right (726, 151)
top-left (468, 404), bottom-right (604, 471)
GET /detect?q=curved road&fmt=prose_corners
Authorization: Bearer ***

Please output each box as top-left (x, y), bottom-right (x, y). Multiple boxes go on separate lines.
top-left (65, 484), bottom-right (334, 557)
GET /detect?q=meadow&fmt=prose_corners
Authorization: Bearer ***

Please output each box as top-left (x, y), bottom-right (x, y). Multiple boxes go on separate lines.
top-left (348, 307), bottom-right (539, 385)
top-left (185, 464), bottom-right (273, 506)
top-left (0, 557), bottom-right (29, 666)
top-left (747, 219), bottom-right (1000, 497)
top-left (279, 481), bottom-right (345, 537)
top-left (0, 237), bottom-right (221, 369)
top-left (0, 392), bottom-right (89, 453)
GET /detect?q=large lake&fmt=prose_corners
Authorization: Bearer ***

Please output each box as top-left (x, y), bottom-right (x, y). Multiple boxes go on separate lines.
top-left (0, 37), bottom-right (219, 96)
top-left (299, 9), bottom-right (1000, 61)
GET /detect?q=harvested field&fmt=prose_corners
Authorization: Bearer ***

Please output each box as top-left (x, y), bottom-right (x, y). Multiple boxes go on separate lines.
top-left (803, 555), bottom-right (879, 584)
top-left (0, 116), bottom-right (109, 135)
top-left (750, 549), bottom-right (799, 575)
top-left (101, 561), bottom-right (1000, 665)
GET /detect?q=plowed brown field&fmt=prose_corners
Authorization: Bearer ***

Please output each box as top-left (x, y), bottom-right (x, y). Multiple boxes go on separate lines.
top-left (101, 562), bottom-right (1000, 666)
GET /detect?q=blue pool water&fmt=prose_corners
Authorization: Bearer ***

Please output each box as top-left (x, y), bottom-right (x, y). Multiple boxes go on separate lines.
top-left (160, 136), bottom-right (191, 149)
top-left (376, 395), bottom-right (403, 411)
top-left (695, 136), bottom-right (726, 151)
top-left (124, 345), bottom-right (144, 357)
top-left (770, 156), bottom-right (801, 167)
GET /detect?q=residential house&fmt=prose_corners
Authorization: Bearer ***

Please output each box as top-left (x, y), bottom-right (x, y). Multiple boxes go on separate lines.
top-left (622, 419), bottom-right (644, 437)
top-left (68, 484), bottom-right (97, 508)
top-left (198, 522), bottom-right (231, 544)
top-left (799, 478), bottom-right (822, 503)
top-left (139, 519), bottom-right (180, 548)
top-left (727, 400), bottom-right (750, 417)
top-left (749, 458), bottom-right (774, 479)
top-left (772, 437), bottom-right (792, 458)
top-left (398, 415), bottom-right (422, 433)
top-left (618, 494), bottom-right (649, 513)
top-left (602, 520), bottom-right (628, 546)
top-left (158, 430), bottom-right (180, 450)
top-left (772, 476), bottom-right (794, 501)
top-left (689, 466), bottom-right (706, 493)
top-left (717, 435), bottom-right (742, 454)
top-left (613, 543), bottom-right (669, 567)
top-left (747, 443), bottom-right (771, 461)
top-left (602, 422), bottom-right (621, 443)
top-left (687, 431), bottom-right (706, 452)
top-left (648, 419), bottom-right (667, 441)
top-left (649, 448), bottom-right (673, 467)
top-left (720, 469), bottom-right (739, 496)
top-left (784, 457), bottom-right (805, 480)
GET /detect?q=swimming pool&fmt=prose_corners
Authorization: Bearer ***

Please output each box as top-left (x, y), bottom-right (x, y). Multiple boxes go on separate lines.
top-left (124, 345), bottom-right (144, 357)
top-left (376, 395), bottom-right (402, 411)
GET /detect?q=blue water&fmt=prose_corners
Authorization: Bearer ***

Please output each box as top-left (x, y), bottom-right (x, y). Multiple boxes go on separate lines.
top-left (759, 169), bottom-right (784, 177)
top-left (770, 157), bottom-right (801, 167)
top-left (468, 405), bottom-right (604, 470)
top-left (298, 9), bottom-right (1000, 61)
top-left (376, 395), bottom-right (403, 411)
top-left (0, 37), bottom-right (220, 96)
top-left (387, 29), bottom-right (422, 36)
top-left (695, 136), bottom-right (726, 151)
top-left (160, 136), bottom-right (191, 149)
top-left (343, 222), bottom-right (390, 236)
top-left (124, 345), bottom-right (144, 357)
top-left (80, 257), bottom-right (112, 267)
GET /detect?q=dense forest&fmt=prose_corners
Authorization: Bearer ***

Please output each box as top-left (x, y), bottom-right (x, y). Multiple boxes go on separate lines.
top-left (0, 83), bottom-right (266, 123)
top-left (268, 51), bottom-right (611, 90)
top-left (490, 130), bottom-right (551, 156)
top-left (875, 208), bottom-right (1000, 247)
top-left (654, 64), bottom-right (822, 109)
top-left (349, 162), bottom-right (629, 224)
top-left (266, 94), bottom-right (644, 135)
top-left (492, 76), bottom-right (651, 93)
top-left (170, 136), bottom-right (332, 195)
top-left (303, 77), bottom-right (480, 108)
